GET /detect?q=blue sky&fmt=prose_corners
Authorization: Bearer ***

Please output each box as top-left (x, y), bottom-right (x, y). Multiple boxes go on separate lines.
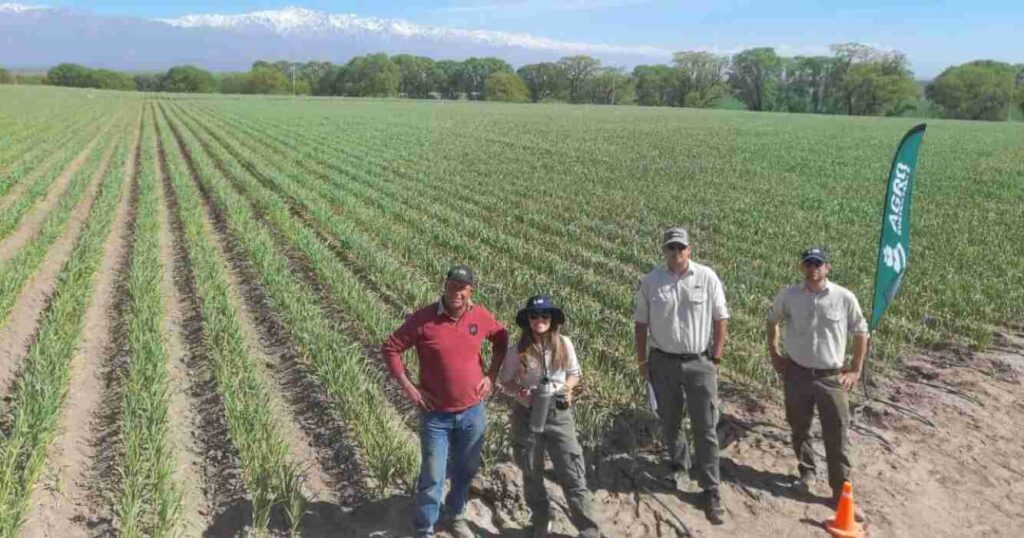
top-left (18, 1), bottom-right (1024, 76)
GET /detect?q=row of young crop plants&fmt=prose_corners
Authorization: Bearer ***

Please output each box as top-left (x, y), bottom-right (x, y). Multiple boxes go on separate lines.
top-left (174, 101), bottom-right (649, 444)
top-left (168, 102), bottom-right (626, 451)
top-left (0, 101), bottom-right (120, 203)
top-left (0, 105), bottom-right (136, 534)
top-left (156, 100), bottom-right (419, 496)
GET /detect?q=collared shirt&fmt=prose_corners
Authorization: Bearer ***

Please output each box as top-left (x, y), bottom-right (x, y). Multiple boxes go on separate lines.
top-left (498, 335), bottom-right (581, 408)
top-left (768, 281), bottom-right (869, 369)
top-left (382, 299), bottom-right (509, 412)
top-left (633, 262), bottom-right (729, 355)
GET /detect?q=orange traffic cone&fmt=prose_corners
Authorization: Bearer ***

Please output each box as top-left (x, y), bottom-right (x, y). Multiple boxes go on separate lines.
top-left (826, 481), bottom-right (865, 538)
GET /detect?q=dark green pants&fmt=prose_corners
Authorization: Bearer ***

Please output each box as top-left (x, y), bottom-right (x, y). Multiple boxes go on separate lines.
top-left (783, 363), bottom-right (851, 495)
top-left (511, 404), bottom-right (600, 535)
top-left (648, 348), bottom-right (720, 490)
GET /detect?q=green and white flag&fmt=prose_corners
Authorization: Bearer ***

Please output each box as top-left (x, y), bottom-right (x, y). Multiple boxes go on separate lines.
top-left (869, 124), bottom-right (927, 331)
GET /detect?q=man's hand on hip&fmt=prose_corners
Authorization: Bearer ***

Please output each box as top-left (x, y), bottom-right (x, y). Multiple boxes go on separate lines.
top-left (476, 376), bottom-right (493, 399)
top-left (401, 380), bottom-right (435, 411)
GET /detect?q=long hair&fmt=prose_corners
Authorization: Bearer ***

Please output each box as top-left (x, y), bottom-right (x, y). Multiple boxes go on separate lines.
top-left (515, 323), bottom-right (569, 372)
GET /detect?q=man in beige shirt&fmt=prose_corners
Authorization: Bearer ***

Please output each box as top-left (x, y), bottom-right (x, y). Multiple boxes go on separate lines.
top-left (634, 227), bottom-right (728, 525)
top-left (767, 247), bottom-right (868, 518)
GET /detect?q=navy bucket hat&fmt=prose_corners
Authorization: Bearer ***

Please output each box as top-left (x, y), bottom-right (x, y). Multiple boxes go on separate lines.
top-left (515, 294), bottom-right (566, 329)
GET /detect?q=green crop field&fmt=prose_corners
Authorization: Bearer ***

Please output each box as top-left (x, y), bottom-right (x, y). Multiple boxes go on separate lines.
top-left (0, 84), bottom-right (1021, 535)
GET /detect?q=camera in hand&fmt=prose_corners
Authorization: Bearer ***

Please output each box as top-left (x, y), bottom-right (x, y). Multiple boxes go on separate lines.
top-left (555, 393), bottom-right (569, 410)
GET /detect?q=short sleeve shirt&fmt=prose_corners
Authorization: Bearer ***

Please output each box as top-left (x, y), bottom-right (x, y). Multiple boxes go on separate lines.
top-left (498, 335), bottom-right (581, 407)
top-left (633, 262), bottom-right (729, 355)
top-left (768, 281), bottom-right (869, 369)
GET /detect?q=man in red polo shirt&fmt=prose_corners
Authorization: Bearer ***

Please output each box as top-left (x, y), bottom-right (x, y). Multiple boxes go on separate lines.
top-left (382, 265), bottom-right (508, 538)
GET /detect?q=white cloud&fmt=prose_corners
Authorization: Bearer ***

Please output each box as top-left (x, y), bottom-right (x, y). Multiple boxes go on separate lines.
top-left (440, 0), bottom-right (651, 15)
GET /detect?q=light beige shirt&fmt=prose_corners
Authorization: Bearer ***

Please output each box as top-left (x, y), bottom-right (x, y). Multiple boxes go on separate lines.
top-left (633, 262), bottom-right (729, 355)
top-left (768, 281), bottom-right (869, 369)
top-left (498, 335), bottom-right (581, 407)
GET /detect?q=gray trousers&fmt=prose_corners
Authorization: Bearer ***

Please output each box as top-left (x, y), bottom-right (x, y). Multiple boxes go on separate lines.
top-left (783, 363), bottom-right (851, 495)
top-left (648, 348), bottom-right (720, 490)
top-left (511, 404), bottom-right (600, 535)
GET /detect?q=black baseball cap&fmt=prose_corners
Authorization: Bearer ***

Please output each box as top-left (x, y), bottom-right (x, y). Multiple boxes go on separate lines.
top-left (800, 247), bottom-right (829, 264)
top-left (445, 265), bottom-right (476, 286)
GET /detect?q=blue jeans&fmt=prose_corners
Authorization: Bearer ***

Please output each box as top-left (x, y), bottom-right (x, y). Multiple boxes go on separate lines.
top-left (414, 401), bottom-right (487, 533)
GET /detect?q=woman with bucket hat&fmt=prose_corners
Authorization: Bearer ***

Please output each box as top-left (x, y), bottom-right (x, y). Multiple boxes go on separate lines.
top-left (499, 294), bottom-right (603, 538)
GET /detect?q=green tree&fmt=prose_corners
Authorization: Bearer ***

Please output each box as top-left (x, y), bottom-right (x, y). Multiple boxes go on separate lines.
top-left (825, 43), bottom-right (877, 113)
top-left (926, 60), bottom-right (1019, 120)
top-left (431, 60), bottom-right (464, 99)
top-left (343, 53), bottom-right (399, 97)
top-left (558, 55), bottom-right (602, 103)
top-left (160, 65), bottom-right (217, 93)
top-left (246, 65), bottom-right (291, 94)
top-left (836, 51), bottom-right (917, 115)
top-left (484, 72), bottom-right (529, 102)
top-left (779, 56), bottom-right (832, 113)
top-left (729, 47), bottom-right (783, 111)
top-left (90, 69), bottom-right (135, 90)
top-left (46, 63), bottom-right (93, 87)
top-left (133, 73), bottom-right (161, 92)
top-left (300, 61), bottom-right (335, 95)
top-left (0, 68), bottom-right (14, 84)
top-left (1018, 65), bottom-right (1024, 117)
top-left (632, 64), bottom-right (676, 106)
top-left (393, 54), bottom-right (436, 98)
top-left (672, 51), bottom-right (729, 107)
top-left (587, 67), bottom-right (634, 105)
top-left (516, 62), bottom-right (567, 102)
top-left (219, 72), bottom-right (251, 94)
top-left (460, 57), bottom-right (512, 99)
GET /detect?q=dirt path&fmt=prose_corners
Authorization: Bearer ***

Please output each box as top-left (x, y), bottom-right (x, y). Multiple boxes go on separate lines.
top-left (338, 327), bottom-right (1024, 538)
top-left (19, 112), bottom-right (139, 538)
top-left (155, 113), bottom-right (248, 534)
top-left (153, 111), bottom-right (210, 537)
top-left (0, 129), bottom-right (120, 414)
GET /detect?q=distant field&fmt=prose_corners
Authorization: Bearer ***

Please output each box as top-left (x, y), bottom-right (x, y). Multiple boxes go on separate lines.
top-left (0, 85), bottom-right (1021, 534)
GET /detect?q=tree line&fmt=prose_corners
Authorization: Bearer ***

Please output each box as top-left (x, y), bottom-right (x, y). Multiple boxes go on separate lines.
top-left (2, 44), bottom-right (1022, 121)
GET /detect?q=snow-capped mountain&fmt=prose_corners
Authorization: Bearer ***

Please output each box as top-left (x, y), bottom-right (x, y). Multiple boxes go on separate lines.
top-left (0, 4), bottom-right (671, 71)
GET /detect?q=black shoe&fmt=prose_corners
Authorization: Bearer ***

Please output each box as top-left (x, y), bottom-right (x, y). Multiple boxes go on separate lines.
top-left (661, 465), bottom-right (689, 492)
top-left (703, 488), bottom-right (725, 525)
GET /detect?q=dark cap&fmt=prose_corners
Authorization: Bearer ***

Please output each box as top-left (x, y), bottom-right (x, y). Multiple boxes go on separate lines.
top-left (662, 227), bottom-right (689, 247)
top-left (445, 265), bottom-right (476, 286)
top-left (800, 247), bottom-right (829, 264)
top-left (515, 294), bottom-right (566, 329)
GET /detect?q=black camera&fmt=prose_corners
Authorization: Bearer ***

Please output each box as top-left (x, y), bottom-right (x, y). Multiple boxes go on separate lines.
top-left (555, 393), bottom-right (570, 410)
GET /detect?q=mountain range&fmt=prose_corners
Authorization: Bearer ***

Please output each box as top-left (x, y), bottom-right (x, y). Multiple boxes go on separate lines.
top-left (0, 4), bottom-right (672, 71)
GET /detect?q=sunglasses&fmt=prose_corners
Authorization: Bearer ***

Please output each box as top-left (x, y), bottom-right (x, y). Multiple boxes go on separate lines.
top-left (664, 243), bottom-right (688, 252)
top-left (803, 259), bottom-right (825, 268)
top-left (528, 313), bottom-right (552, 320)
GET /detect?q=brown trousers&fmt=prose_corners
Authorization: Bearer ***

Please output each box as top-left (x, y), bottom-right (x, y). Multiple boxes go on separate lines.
top-left (783, 362), bottom-right (851, 495)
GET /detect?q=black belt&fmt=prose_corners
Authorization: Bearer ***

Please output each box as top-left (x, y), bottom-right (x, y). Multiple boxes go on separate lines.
top-left (788, 358), bottom-right (840, 377)
top-left (654, 348), bottom-right (708, 362)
